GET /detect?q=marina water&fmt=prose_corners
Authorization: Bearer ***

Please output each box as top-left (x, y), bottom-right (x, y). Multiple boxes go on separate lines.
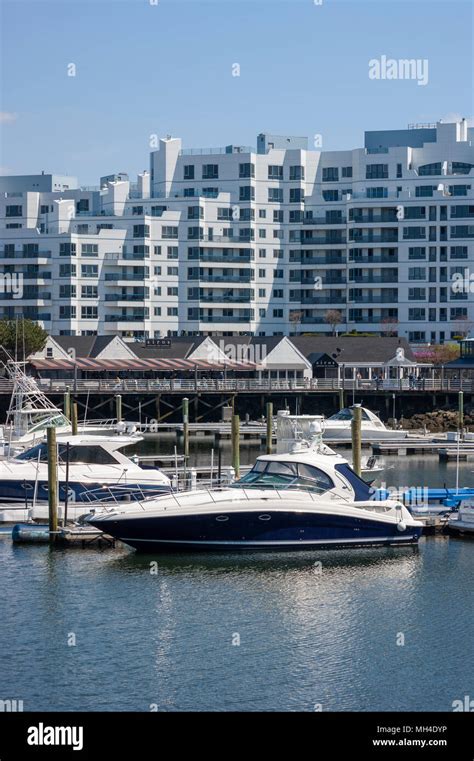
top-left (1, 444), bottom-right (473, 712)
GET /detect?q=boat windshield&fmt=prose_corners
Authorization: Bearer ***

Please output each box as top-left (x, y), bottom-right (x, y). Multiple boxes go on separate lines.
top-left (28, 414), bottom-right (69, 434)
top-left (328, 408), bottom-right (371, 422)
top-left (15, 443), bottom-right (118, 465)
top-left (233, 459), bottom-right (335, 493)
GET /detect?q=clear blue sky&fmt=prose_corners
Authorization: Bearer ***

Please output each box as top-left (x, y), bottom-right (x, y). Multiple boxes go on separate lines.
top-left (1, 0), bottom-right (472, 184)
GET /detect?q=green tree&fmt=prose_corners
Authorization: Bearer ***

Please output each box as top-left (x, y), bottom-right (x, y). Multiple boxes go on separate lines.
top-left (0, 319), bottom-right (48, 362)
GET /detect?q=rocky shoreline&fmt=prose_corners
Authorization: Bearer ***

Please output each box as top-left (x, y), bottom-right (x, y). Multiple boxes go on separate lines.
top-left (398, 410), bottom-right (471, 433)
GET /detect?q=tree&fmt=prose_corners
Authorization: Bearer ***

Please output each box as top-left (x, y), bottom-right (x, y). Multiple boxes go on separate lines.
top-left (452, 316), bottom-right (473, 340)
top-left (0, 319), bottom-right (48, 362)
top-left (381, 316), bottom-right (399, 337)
top-left (324, 309), bottom-right (342, 336)
top-left (289, 310), bottom-right (303, 335)
top-left (431, 343), bottom-right (460, 365)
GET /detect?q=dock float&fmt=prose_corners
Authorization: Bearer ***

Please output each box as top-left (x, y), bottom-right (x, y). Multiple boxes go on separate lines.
top-left (12, 524), bottom-right (115, 548)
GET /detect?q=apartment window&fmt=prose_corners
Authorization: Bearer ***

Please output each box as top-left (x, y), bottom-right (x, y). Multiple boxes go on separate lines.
top-left (81, 264), bottom-right (98, 278)
top-left (258, 269), bottom-right (266, 277)
top-left (202, 187), bottom-right (218, 198)
top-left (408, 308), bottom-right (426, 320)
top-left (322, 190), bottom-right (339, 202)
top-left (183, 165), bottom-right (195, 180)
top-left (273, 308), bottom-right (283, 318)
top-left (273, 229), bottom-right (284, 240)
top-left (418, 163), bottom-right (442, 176)
top-left (154, 287), bottom-right (161, 296)
top-left (409, 331), bottom-right (426, 342)
top-left (396, 163), bottom-right (403, 178)
top-left (202, 164), bottom-right (218, 179)
top-left (452, 162), bottom-right (474, 175)
top-left (274, 269), bottom-right (283, 279)
top-left (132, 206), bottom-right (143, 216)
top-left (133, 224), bottom-right (149, 238)
top-left (167, 307), bottom-right (178, 316)
top-left (5, 205), bottom-right (22, 217)
top-left (451, 308), bottom-right (468, 320)
top-left (258, 288), bottom-right (266, 297)
top-left (167, 246), bottom-right (178, 259)
top-left (162, 226), bottom-right (178, 239)
top-left (150, 206), bottom-right (167, 217)
top-left (77, 225), bottom-right (88, 234)
top-left (366, 187), bottom-right (388, 199)
top-left (40, 205), bottom-right (49, 214)
top-left (258, 250), bottom-right (267, 259)
top-left (268, 165), bottom-right (283, 180)
top-left (187, 206), bottom-right (203, 220)
top-left (59, 306), bottom-right (76, 319)
top-left (342, 166), bottom-right (353, 178)
top-left (409, 267), bottom-right (426, 280)
top-left (81, 306), bottom-right (98, 319)
top-left (409, 288), bottom-right (426, 300)
top-left (240, 208), bottom-right (254, 222)
top-left (154, 266), bottom-right (162, 275)
top-left (59, 264), bottom-right (76, 277)
top-left (59, 284), bottom-right (76, 298)
top-left (403, 227), bottom-right (426, 240)
top-left (218, 207), bottom-right (232, 221)
top-left (322, 167), bottom-right (339, 182)
top-left (259, 309), bottom-right (266, 317)
top-left (259, 209), bottom-right (266, 219)
top-left (183, 188), bottom-right (195, 197)
top-left (259, 229), bottom-right (266, 239)
top-left (273, 289), bottom-right (283, 298)
top-left (449, 185), bottom-right (471, 196)
top-left (81, 244), bottom-right (98, 256)
top-left (239, 163), bottom-right (255, 178)
top-left (366, 164), bottom-right (388, 179)
top-left (415, 186), bottom-right (436, 198)
top-left (81, 285), bottom-right (98, 298)
top-left (268, 188), bottom-right (283, 203)
top-left (289, 188), bottom-right (304, 203)
top-left (450, 246), bottom-right (468, 259)
top-left (289, 165), bottom-right (305, 181)
top-left (240, 186), bottom-right (255, 201)
top-left (408, 247), bottom-right (426, 259)
top-left (154, 246), bottom-right (162, 256)
top-left (154, 307), bottom-right (162, 316)
top-left (167, 267), bottom-right (179, 276)
top-left (59, 243), bottom-right (76, 256)
top-left (289, 210), bottom-right (303, 223)
top-left (167, 287), bottom-right (178, 296)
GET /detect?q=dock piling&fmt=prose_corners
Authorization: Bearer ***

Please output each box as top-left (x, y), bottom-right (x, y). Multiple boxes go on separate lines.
top-left (71, 401), bottom-right (78, 435)
top-left (115, 394), bottom-right (122, 423)
top-left (63, 390), bottom-right (71, 420)
top-left (458, 390), bottom-right (464, 432)
top-left (232, 414), bottom-right (240, 479)
top-left (351, 404), bottom-right (362, 477)
top-left (266, 402), bottom-right (273, 455)
top-left (47, 426), bottom-right (58, 544)
top-left (339, 388), bottom-right (344, 411)
top-left (182, 397), bottom-right (189, 459)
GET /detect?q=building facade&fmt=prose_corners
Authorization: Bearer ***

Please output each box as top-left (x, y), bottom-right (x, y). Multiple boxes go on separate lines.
top-left (0, 120), bottom-right (473, 343)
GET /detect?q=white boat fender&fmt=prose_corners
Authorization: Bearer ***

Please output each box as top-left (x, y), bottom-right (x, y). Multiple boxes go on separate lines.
top-left (397, 520), bottom-right (407, 532)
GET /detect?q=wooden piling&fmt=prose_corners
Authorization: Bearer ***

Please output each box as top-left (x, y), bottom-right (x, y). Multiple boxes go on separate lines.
top-left (47, 426), bottom-right (58, 545)
top-left (339, 388), bottom-right (344, 411)
top-left (71, 401), bottom-right (78, 435)
top-left (182, 397), bottom-right (189, 459)
top-left (232, 414), bottom-right (240, 479)
top-left (63, 390), bottom-right (71, 420)
top-left (266, 401), bottom-right (273, 455)
top-left (351, 404), bottom-right (362, 477)
top-left (458, 390), bottom-right (464, 431)
top-left (115, 394), bottom-right (122, 423)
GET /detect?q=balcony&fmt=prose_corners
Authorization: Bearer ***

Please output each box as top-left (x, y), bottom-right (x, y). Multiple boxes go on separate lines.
top-left (104, 293), bottom-right (147, 302)
top-left (188, 251), bottom-right (254, 263)
top-left (105, 314), bottom-right (148, 322)
top-left (348, 276), bottom-right (398, 284)
top-left (349, 295), bottom-right (398, 304)
top-left (195, 293), bottom-right (253, 303)
top-left (301, 236), bottom-right (346, 245)
top-left (197, 314), bottom-right (254, 323)
top-left (299, 276), bottom-right (346, 286)
top-left (303, 216), bottom-right (347, 225)
top-left (350, 234), bottom-right (399, 243)
top-left (0, 250), bottom-right (51, 260)
top-left (198, 235), bottom-right (254, 244)
top-left (349, 215), bottom-right (398, 224)
top-left (348, 255), bottom-right (398, 264)
top-left (294, 256), bottom-right (346, 266)
top-left (299, 296), bottom-right (347, 305)
top-left (193, 274), bottom-right (253, 284)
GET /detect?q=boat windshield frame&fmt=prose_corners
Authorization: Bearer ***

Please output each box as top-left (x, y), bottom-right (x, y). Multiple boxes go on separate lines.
top-left (232, 459), bottom-right (335, 494)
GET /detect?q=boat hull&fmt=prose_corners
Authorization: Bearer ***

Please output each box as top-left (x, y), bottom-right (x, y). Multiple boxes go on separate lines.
top-left (89, 507), bottom-right (422, 553)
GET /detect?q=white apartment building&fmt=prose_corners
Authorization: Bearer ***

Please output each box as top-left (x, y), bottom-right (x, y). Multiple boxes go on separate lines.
top-left (0, 120), bottom-right (473, 343)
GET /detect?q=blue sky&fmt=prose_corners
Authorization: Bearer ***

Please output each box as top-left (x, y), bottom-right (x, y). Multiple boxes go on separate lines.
top-left (1, 0), bottom-right (472, 184)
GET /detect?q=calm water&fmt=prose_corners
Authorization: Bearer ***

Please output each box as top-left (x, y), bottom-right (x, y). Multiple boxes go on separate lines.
top-left (0, 446), bottom-right (473, 712)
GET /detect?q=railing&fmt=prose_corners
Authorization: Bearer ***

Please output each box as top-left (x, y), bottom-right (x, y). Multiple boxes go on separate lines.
top-left (0, 377), bottom-right (468, 394)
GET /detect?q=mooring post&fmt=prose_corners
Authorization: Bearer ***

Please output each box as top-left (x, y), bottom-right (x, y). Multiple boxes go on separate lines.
top-left (63, 389), bottom-right (71, 420)
top-left (351, 404), bottom-right (362, 477)
top-left (266, 401), bottom-right (273, 455)
top-left (458, 390), bottom-right (464, 433)
top-left (71, 401), bottom-right (78, 435)
top-left (47, 426), bottom-right (58, 545)
top-left (115, 394), bottom-right (122, 423)
top-left (182, 397), bottom-right (189, 459)
top-left (232, 414), bottom-right (240, 479)
top-left (339, 387), bottom-right (344, 411)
